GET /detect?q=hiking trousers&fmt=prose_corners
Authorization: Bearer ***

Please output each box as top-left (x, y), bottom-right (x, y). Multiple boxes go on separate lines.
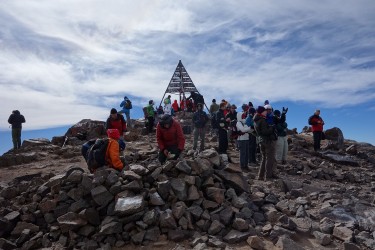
top-left (12, 128), bottom-right (22, 149)
top-left (125, 112), bottom-right (131, 128)
top-left (218, 129), bottom-right (228, 154)
top-left (238, 140), bottom-right (249, 168)
top-left (258, 140), bottom-right (276, 180)
top-left (147, 116), bottom-right (155, 133)
top-left (276, 136), bottom-right (288, 162)
top-left (313, 131), bottom-right (322, 151)
top-left (248, 134), bottom-right (257, 164)
top-left (193, 127), bottom-right (206, 151)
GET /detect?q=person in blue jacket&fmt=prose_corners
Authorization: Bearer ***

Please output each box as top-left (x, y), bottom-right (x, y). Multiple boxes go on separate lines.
top-left (119, 96), bottom-right (132, 128)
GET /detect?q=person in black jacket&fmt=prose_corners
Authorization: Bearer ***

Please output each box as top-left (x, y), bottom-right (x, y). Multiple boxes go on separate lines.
top-left (274, 109), bottom-right (288, 164)
top-left (215, 102), bottom-right (229, 154)
top-left (192, 103), bottom-right (209, 152)
top-left (8, 110), bottom-right (26, 150)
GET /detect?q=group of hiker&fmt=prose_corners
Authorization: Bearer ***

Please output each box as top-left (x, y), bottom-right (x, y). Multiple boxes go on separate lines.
top-left (7, 93), bottom-right (325, 181)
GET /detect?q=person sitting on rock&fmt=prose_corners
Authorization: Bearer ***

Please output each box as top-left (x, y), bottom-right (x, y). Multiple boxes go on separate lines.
top-left (106, 129), bottom-right (124, 171)
top-left (156, 114), bottom-right (185, 164)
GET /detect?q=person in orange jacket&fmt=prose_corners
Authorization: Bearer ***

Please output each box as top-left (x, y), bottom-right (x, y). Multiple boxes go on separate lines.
top-left (105, 129), bottom-right (124, 171)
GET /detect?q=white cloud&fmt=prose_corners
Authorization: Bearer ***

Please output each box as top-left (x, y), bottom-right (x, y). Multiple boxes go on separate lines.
top-left (1, 0), bottom-right (375, 130)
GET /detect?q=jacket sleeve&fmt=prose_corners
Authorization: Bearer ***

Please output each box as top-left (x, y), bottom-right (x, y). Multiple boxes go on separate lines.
top-left (156, 124), bottom-right (165, 151)
top-left (8, 115), bottom-right (13, 124)
top-left (237, 122), bottom-right (251, 133)
top-left (107, 140), bottom-right (123, 171)
top-left (120, 100), bottom-right (125, 108)
top-left (21, 115), bottom-right (26, 123)
top-left (176, 122), bottom-right (185, 151)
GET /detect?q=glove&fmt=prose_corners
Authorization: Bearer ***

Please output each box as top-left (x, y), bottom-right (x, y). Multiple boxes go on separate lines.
top-left (219, 123), bottom-right (225, 128)
top-left (282, 107), bottom-right (288, 114)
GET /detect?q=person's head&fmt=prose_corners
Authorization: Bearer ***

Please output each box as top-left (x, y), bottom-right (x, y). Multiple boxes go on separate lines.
top-left (219, 102), bottom-right (226, 110)
top-left (107, 129), bottom-right (120, 140)
top-left (12, 110), bottom-right (20, 115)
top-left (197, 103), bottom-right (203, 110)
top-left (149, 100), bottom-right (154, 105)
top-left (314, 109), bottom-right (320, 115)
top-left (231, 104), bottom-right (237, 112)
top-left (124, 96), bottom-right (128, 100)
top-left (264, 100), bottom-right (269, 105)
top-left (159, 114), bottom-right (173, 128)
top-left (274, 110), bottom-right (281, 117)
top-left (249, 107), bottom-right (256, 116)
top-left (248, 102), bottom-right (254, 108)
top-left (168, 95), bottom-right (171, 99)
top-left (241, 104), bottom-right (249, 112)
top-left (212, 99), bottom-right (216, 103)
top-left (264, 104), bottom-right (272, 114)
top-left (110, 108), bottom-right (117, 118)
top-left (256, 106), bottom-right (267, 116)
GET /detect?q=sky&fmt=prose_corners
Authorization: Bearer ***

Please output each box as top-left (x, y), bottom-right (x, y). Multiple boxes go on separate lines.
top-left (1, 0), bottom-right (375, 155)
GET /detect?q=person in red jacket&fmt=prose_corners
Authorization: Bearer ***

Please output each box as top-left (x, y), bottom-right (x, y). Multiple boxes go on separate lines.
top-left (106, 108), bottom-right (127, 138)
top-left (308, 109), bottom-right (325, 151)
top-left (105, 129), bottom-right (124, 171)
top-left (156, 114), bottom-right (185, 163)
top-left (172, 100), bottom-right (179, 112)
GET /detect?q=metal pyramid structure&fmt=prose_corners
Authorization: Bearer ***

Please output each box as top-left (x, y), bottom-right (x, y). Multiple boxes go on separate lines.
top-left (165, 60), bottom-right (198, 94)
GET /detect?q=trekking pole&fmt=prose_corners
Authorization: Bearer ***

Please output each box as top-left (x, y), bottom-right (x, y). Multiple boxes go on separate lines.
top-left (62, 136), bottom-right (69, 148)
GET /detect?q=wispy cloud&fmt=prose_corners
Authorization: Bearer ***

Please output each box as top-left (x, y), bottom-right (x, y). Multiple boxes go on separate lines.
top-left (1, 0), bottom-right (375, 129)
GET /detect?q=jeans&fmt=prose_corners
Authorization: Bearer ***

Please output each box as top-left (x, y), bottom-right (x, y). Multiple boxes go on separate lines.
top-left (238, 140), bottom-right (249, 168)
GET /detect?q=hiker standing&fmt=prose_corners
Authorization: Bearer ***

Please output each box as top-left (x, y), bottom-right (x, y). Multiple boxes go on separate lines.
top-left (145, 100), bottom-right (156, 133)
top-left (254, 106), bottom-right (277, 181)
top-left (106, 108), bottom-right (127, 138)
top-left (209, 99), bottom-right (219, 136)
top-left (8, 110), bottom-right (26, 150)
top-left (163, 95), bottom-right (172, 115)
top-left (274, 109), bottom-right (288, 164)
top-left (308, 109), bottom-right (325, 151)
top-left (246, 107), bottom-right (257, 165)
top-left (119, 96), bottom-right (132, 128)
top-left (216, 102), bottom-right (229, 154)
top-left (156, 114), bottom-right (185, 164)
top-left (172, 100), bottom-right (179, 112)
top-left (226, 104), bottom-right (237, 143)
top-left (192, 103), bottom-right (209, 152)
top-left (236, 112), bottom-right (252, 171)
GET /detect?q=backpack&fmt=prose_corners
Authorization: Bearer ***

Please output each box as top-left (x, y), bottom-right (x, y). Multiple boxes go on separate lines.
top-left (230, 120), bottom-right (245, 140)
top-left (142, 106), bottom-right (148, 118)
top-left (84, 138), bottom-right (109, 173)
top-left (125, 100), bottom-right (132, 109)
top-left (211, 111), bottom-right (220, 129)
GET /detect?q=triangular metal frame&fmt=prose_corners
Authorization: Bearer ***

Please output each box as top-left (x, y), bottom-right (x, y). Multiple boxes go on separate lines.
top-left (160, 60), bottom-right (207, 111)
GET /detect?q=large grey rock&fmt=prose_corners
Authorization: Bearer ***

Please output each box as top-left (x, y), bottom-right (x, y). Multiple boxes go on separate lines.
top-left (313, 231), bottom-right (332, 246)
top-left (57, 212), bottom-right (87, 232)
top-left (175, 160), bottom-right (192, 174)
top-left (206, 187), bottom-right (225, 204)
top-left (275, 235), bottom-right (305, 250)
top-left (215, 170), bottom-right (249, 193)
top-left (208, 220), bottom-right (224, 235)
top-left (149, 191), bottom-right (165, 206)
top-left (160, 209), bottom-right (177, 229)
top-left (114, 195), bottom-right (145, 215)
top-left (170, 178), bottom-right (187, 201)
top-left (100, 221), bottom-right (122, 234)
top-left (333, 226), bottom-right (353, 242)
top-left (223, 230), bottom-right (253, 243)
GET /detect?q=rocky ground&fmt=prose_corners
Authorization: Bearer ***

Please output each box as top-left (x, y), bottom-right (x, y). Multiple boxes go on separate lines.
top-left (0, 115), bottom-right (375, 250)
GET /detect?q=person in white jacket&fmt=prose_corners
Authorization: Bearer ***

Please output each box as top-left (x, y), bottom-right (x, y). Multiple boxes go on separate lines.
top-left (236, 112), bottom-right (253, 171)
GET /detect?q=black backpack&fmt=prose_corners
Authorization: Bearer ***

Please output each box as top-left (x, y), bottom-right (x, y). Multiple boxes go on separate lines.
top-left (82, 138), bottom-right (109, 173)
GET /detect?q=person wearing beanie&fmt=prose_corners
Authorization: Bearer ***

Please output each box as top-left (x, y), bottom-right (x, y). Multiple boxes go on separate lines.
top-left (209, 98), bottom-right (219, 114)
top-left (253, 106), bottom-right (277, 180)
top-left (308, 109), bottom-right (325, 151)
top-left (8, 110), bottom-right (26, 150)
top-left (246, 107), bottom-right (257, 165)
top-left (105, 129), bottom-right (124, 171)
top-left (119, 96), bottom-right (133, 128)
top-left (156, 114), bottom-right (185, 164)
top-left (274, 109), bottom-right (288, 164)
top-left (106, 108), bottom-right (127, 138)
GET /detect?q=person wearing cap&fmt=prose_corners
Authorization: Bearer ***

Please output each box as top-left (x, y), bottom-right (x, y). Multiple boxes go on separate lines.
top-left (106, 108), bottom-right (127, 138)
top-left (156, 114), bottom-right (185, 164)
top-left (264, 104), bottom-right (274, 125)
top-left (119, 96), bottom-right (132, 128)
top-left (246, 107), bottom-right (258, 165)
top-left (192, 103), bottom-right (209, 152)
top-left (274, 109), bottom-right (288, 164)
top-left (8, 110), bottom-right (26, 150)
top-left (308, 109), bottom-right (325, 151)
top-left (254, 106), bottom-right (278, 180)
top-left (105, 129), bottom-right (125, 171)
top-left (146, 100), bottom-right (156, 133)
